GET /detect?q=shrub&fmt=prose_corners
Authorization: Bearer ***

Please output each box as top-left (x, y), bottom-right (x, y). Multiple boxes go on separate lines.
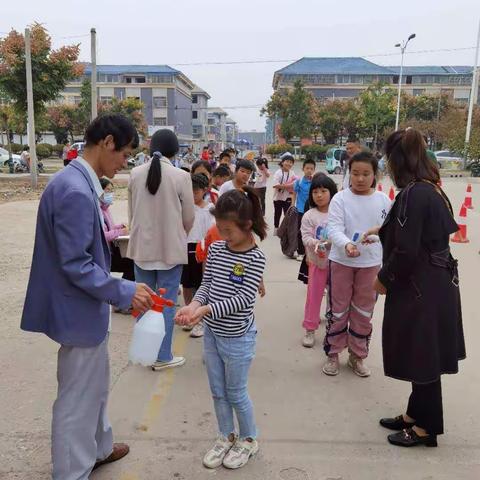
top-left (301, 144), bottom-right (329, 161)
top-left (265, 144), bottom-right (294, 156)
top-left (10, 143), bottom-right (23, 154)
top-left (36, 143), bottom-right (53, 159)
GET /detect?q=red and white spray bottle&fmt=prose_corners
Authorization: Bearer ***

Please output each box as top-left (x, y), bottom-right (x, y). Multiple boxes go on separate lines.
top-left (128, 289), bottom-right (174, 366)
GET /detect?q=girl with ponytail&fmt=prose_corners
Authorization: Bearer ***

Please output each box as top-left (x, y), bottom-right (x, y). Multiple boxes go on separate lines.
top-left (175, 187), bottom-right (267, 470)
top-left (127, 129), bottom-right (195, 371)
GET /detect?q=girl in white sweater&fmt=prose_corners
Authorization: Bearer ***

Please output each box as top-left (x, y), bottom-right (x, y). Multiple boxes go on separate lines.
top-left (323, 151), bottom-right (391, 378)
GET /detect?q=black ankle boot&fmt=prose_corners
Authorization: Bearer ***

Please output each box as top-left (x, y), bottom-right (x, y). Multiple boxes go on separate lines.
top-left (388, 428), bottom-right (438, 447)
top-left (380, 415), bottom-right (415, 431)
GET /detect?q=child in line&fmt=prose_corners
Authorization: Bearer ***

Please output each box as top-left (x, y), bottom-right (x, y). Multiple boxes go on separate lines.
top-left (272, 154), bottom-right (296, 235)
top-left (301, 174), bottom-right (338, 348)
top-left (219, 151), bottom-right (236, 174)
top-left (181, 174), bottom-right (215, 338)
top-left (323, 151), bottom-right (391, 377)
top-left (253, 157), bottom-right (270, 216)
top-left (175, 188), bottom-right (267, 470)
top-left (219, 159), bottom-right (255, 196)
top-left (211, 165), bottom-right (232, 202)
top-left (292, 159), bottom-right (316, 260)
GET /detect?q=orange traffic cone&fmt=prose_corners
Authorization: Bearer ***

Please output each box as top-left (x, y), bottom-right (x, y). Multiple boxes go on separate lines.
top-left (377, 183), bottom-right (383, 192)
top-left (464, 184), bottom-right (473, 209)
top-left (451, 204), bottom-right (469, 243)
top-left (388, 186), bottom-right (395, 201)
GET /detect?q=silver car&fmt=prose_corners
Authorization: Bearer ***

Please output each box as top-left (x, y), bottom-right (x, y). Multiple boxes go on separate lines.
top-left (0, 147), bottom-right (22, 167)
top-left (434, 150), bottom-right (465, 170)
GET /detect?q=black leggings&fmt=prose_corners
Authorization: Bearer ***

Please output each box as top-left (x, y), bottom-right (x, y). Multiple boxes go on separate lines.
top-left (110, 244), bottom-right (135, 281)
top-left (254, 187), bottom-right (267, 216)
top-left (273, 199), bottom-right (291, 228)
top-left (297, 212), bottom-right (305, 255)
top-left (406, 379), bottom-right (444, 435)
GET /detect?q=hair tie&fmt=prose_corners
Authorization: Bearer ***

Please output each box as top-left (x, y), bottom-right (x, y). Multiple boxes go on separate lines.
top-left (152, 151), bottom-right (162, 159)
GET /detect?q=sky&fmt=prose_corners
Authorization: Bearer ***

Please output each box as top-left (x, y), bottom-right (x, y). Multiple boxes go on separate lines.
top-left (2, 0), bottom-right (480, 131)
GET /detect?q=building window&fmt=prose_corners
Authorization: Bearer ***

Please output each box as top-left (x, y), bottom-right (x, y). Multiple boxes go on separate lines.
top-left (192, 94), bottom-right (198, 104)
top-left (98, 74), bottom-right (119, 83)
top-left (124, 76), bottom-right (146, 84)
top-left (413, 89), bottom-right (425, 96)
top-left (153, 96), bottom-right (167, 108)
top-left (148, 74), bottom-right (174, 84)
top-left (100, 96), bottom-right (113, 104)
top-left (192, 111), bottom-right (198, 119)
top-left (73, 96), bottom-right (81, 105)
top-left (153, 117), bottom-right (167, 126)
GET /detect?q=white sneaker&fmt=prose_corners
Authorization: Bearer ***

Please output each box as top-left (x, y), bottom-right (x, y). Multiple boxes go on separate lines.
top-left (348, 353), bottom-right (371, 377)
top-left (302, 330), bottom-right (315, 348)
top-left (295, 254), bottom-right (303, 262)
top-left (322, 355), bottom-right (339, 376)
top-left (190, 322), bottom-right (204, 338)
top-left (223, 438), bottom-right (259, 469)
top-left (151, 356), bottom-right (186, 371)
top-left (182, 325), bottom-right (193, 331)
top-left (203, 435), bottom-right (235, 469)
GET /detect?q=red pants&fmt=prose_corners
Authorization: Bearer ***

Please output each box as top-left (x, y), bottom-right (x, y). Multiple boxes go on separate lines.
top-left (323, 261), bottom-right (380, 359)
top-left (303, 264), bottom-right (328, 331)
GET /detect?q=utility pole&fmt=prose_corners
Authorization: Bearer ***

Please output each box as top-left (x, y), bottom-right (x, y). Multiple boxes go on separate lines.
top-left (465, 19), bottom-right (480, 158)
top-left (91, 28), bottom-right (97, 120)
top-left (25, 28), bottom-right (38, 188)
top-left (395, 33), bottom-right (416, 131)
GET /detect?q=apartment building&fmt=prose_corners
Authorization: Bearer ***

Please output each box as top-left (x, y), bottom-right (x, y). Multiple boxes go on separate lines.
top-left (273, 57), bottom-right (478, 104)
top-left (207, 107), bottom-right (228, 150)
top-left (61, 64), bottom-right (198, 143)
top-left (191, 85), bottom-right (211, 151)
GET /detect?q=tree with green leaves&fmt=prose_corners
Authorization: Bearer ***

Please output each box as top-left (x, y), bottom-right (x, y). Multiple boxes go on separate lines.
top-left (0, 23), bottom-right (83, 122)
top-left (358, 83), bottom-right (396, 148)
top-left (262, 80), bottom-right (317, 142)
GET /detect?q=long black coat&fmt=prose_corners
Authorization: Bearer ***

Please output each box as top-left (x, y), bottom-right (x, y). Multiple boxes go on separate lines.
top-left (378, 181), bottom-right (466, 384)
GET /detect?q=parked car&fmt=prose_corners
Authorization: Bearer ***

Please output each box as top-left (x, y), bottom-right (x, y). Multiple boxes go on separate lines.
top-left (434, 150), bottom-right (465, 170)
top-left (70, 142), bottom-right (85, 154)
top-left (325, 147), bottom-right (347, 174)
top-left (0, 147), bottom-right (22, 167)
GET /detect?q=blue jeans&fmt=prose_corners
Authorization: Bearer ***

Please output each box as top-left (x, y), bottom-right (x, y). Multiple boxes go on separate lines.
top-left (134, 264), bottom-right (183, 362)
top-left (203, 325), bottom-right (257, 439)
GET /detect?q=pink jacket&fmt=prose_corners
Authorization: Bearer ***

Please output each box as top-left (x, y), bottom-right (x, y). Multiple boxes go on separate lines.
top-left (301, 208), bottom-right (330, 269)
top-left (101, 206), bottom-right (127, 243)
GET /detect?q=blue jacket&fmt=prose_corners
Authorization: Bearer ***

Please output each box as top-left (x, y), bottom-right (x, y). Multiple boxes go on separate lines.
top-left (21, 160), bottom-right (136, 347)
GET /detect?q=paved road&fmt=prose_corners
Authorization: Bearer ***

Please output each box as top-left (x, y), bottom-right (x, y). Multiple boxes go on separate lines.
top-left (0, 176), bottom-right (479, 480)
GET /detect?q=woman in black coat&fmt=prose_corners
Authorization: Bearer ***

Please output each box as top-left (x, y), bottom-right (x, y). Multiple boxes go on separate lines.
top-left (372, 128), bottom-right (465, 448)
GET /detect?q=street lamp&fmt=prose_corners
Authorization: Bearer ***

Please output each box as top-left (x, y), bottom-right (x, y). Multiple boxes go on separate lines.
top-left (394, 33), bottom-right (416, 130)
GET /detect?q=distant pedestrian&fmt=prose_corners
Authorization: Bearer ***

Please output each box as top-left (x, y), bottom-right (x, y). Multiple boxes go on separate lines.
top-left (62, 142), bottom-right (70, 166)
top-left (175, 188), bottom-right (267, 470)
top-left (21, 114), bottom-right (154, 479)
top-left (254, 157), bottom-right (270, 215)
top-left (292, 159), bottom-right (316, 260)
top-left (272, 154), bottom-right (297, 236)
top-left (342, 137), bottom-right (362, 189)
top-left (201, 146), bottom-right (210, 161)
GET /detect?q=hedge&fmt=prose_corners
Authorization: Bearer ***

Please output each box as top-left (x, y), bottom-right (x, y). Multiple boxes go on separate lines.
top-left (36, 143), bottom-right (53, 159)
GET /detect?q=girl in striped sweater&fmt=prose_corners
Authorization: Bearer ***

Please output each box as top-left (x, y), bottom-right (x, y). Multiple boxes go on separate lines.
top-left (175, 188), bottom-right (267, 470)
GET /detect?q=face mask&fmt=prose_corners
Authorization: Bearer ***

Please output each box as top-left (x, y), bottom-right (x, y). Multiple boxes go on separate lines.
top-left (102, 192), bottom-right (114, 206)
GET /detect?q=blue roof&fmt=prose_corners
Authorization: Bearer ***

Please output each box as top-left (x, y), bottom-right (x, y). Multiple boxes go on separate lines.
top-left (275, 58), bottom-right (474, 77)
top-left (83, 64), bottom-right (180, 75)
top-left (387, 65), bottom-right (473, 75)
top-left (275, 57), bottom-right (393, 76)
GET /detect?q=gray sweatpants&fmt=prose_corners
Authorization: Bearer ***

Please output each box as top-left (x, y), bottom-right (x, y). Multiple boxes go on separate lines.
top-left (52, 335), bottom-right (113, 480)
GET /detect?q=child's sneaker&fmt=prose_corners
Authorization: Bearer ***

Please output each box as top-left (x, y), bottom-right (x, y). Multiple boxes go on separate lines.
top-left (302, 330), bottom-right (315, 348)
top-left (203, 435), bottom-right (235, 469)
top-left (222, 438), bottom-right (259, 469)
top-left (348, 353), bottom-right (371, 377)
top-left (190, 321), bottom-right (204, 338)
top-left (322, 355), bottom-right (339, 376)
top-left (182, 324), bottom-right (193, 332)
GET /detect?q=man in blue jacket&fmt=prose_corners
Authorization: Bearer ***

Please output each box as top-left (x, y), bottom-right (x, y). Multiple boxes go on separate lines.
top-left (21, 114), bottom-right (154, 479)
